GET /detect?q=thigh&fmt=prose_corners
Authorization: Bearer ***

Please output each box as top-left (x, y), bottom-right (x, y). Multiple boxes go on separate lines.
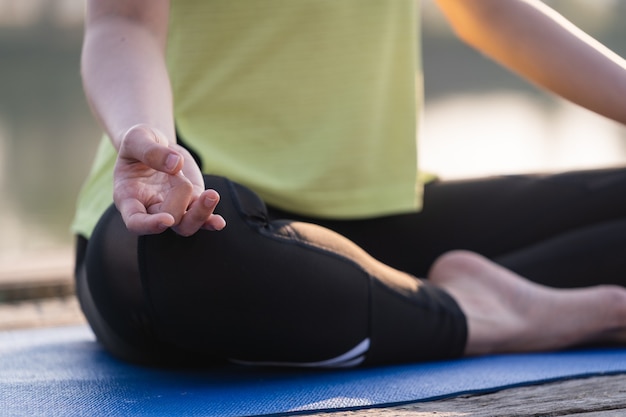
top-left (78, 175), bottom-right (466, 366)
top-left (495, 218), bottom-right (626, 287)
top-left (140, 175), bottom-right (466, 365)
top-left (272, 167), bottom-right (626, 278)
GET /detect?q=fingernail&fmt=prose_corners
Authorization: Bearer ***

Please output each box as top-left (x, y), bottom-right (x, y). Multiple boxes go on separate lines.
top-left (204, 195), bottom-right (217, 207)
top-left (165, 154), bottom-right (180, 171)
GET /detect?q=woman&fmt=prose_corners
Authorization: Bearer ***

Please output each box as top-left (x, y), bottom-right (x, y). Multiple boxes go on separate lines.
top-left (73, 0), bottom-right (626, 367)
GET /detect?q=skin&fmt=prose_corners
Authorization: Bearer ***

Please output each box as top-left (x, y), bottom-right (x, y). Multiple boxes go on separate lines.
top-left (82, 0), bottom-right (626, 356)
top-left (430, 0), bottom-right (626, 354)
top-left (434, 0), bottom-right (626, 125)
top-left (82, 0), bottom-right (225, 236)
top-left (430, 251), bottom-right (626, 356)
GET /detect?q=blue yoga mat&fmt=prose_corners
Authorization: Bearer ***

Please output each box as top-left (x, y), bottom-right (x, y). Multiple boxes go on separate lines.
top-left (3, 325), bottom-right (626, 417)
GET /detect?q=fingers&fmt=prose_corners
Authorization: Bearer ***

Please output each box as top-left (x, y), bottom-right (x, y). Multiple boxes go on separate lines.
top-left (119, 124), bottom-right (183, 174)
top-left (157, 171), bottom-right (194, 226)
top-left (114, 125), bottom-right (227, 236)
top-left (117, 198), bottom-right (176, 235)
top-left (117, 187), bottom-right (226, 236)
top-left (172, 189), bottom-right (226, 237)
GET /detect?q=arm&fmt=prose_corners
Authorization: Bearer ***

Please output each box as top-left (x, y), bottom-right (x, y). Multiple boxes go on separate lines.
top-left (82, 0), bottom-right (174, 150)
top-left (434, 0), bottom-right (626, 125)
top-left (82, 0), bottom-right (225, 235)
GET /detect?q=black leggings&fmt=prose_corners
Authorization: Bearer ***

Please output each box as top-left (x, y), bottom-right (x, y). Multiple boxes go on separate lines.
top-left (75, 168), bottom-right (626, 367)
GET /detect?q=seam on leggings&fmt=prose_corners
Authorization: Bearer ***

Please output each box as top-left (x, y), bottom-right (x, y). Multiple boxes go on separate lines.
top-left (273, 223), bottom-right (459, 328)
top-left (278, 224), bottom-right (455, 315)
top-left (279, 224), bottom-right (466, 360)
top-left (224, 177), bottom-right (377, 296)
top-left (267, 225), bottom-right (465, 360)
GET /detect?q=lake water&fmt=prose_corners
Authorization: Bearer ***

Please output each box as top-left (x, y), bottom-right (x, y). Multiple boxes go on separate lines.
top-left (1, 1), bottom-right (626, 265)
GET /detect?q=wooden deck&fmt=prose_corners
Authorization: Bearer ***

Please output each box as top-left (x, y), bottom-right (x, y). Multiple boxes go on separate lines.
top-left (2, 255), bottom-right (626, 416)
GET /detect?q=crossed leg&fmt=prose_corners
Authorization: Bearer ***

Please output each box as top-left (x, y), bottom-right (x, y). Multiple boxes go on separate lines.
top-left (429, 250), bottom-right (626, 356)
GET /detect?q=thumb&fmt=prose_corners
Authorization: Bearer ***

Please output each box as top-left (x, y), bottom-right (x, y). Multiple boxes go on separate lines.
top-left (119, 124), bottom-right (183, 174)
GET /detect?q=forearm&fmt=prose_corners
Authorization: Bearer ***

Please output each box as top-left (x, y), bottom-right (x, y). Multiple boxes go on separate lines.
top-left (435, 0), bottom-right (626, 125)
top-left (81, 15), bottom-right (175, 149)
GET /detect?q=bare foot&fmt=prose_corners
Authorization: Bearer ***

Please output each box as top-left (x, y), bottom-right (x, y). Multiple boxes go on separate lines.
top-left (428, 250), bottom-right (626, 356)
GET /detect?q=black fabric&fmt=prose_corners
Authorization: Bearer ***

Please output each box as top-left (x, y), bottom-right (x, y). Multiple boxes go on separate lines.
top-left (76, 167), bottom-right (626, 367)
top-left (78, 175), bottom-right (466, 367)
top-left (78, 216), bottom-right (192, 366)
top-left (270, 168), bottom-right (626, 287)
top-left (175, 128), bottom-right (204, 171)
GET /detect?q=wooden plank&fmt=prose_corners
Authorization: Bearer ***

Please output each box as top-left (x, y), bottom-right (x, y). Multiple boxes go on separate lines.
top-left (302, 374), bottom-right (626, 417)
top-left (0, 296), bottom-right (85, 330)
top-left (0, 249), bottom-right (74, 301)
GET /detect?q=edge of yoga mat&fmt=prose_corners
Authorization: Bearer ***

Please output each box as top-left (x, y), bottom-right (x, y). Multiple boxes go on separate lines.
top-left (2, 325), bottom-right (626, 417)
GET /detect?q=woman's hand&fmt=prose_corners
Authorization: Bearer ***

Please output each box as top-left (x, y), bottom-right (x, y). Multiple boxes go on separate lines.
top-left (82, 2), bottom-right (224, 236)
top-left (113, 125), bottom-right (226, 236)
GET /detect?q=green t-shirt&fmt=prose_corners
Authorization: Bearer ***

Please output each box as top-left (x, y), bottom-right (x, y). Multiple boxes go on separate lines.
top-left (72, 0), bottom-right (424, 238)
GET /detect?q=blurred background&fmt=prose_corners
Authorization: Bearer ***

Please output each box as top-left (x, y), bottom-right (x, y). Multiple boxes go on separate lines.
top-left (0, 0), bottom-right (625, 273)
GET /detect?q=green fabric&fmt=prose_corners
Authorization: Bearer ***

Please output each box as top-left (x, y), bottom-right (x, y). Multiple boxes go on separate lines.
top-left (72, 0), bottom-right (423, 238)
